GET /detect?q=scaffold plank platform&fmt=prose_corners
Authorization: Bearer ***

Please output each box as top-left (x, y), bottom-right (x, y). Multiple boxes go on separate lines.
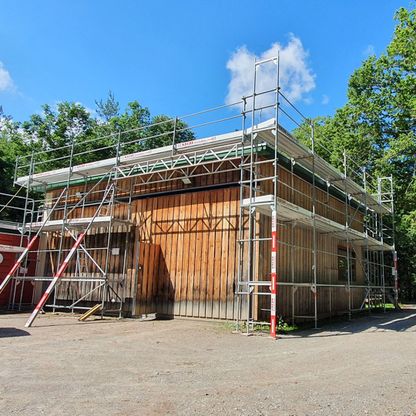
top-left (241, 195), bottom-right (393, 251)
top-left (28, 216), bottom-right (130, 232)
top-left (12, 276), bottom-right (106, 282)
top-left (0, 244), bottom-right (25, 253)
top-left (0, 220), bottom-right (22, 231)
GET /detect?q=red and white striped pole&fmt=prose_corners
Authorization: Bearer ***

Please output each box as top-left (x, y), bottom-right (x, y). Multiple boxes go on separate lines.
top-left (0, 235), bottom-right (38, 295)
top-left (25, 232), bottom-right (85, 328)
top-left (270, 209), bottom-right (278, 339)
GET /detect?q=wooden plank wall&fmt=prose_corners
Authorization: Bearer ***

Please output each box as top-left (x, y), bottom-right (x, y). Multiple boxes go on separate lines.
top-left (131, 188), bottom-right (240, 319)
top-left (260, 163), bottom-right (364, 231)
top-left (257, 217), bottom-right (365, 321)
top-left (41, 198), bottom-right (135, 307)
top-left (256, 160), bottom-right (366, 320)
top-left (40, 156), bottom-right (367, 320)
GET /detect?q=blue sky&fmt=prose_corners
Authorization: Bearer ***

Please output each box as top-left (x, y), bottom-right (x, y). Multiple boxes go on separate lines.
top-left (0, 0), bottom-right (412, 129)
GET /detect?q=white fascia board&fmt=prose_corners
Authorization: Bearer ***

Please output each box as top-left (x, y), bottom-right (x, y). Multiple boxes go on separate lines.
top-left (16, 121), bottom-right (274, 187)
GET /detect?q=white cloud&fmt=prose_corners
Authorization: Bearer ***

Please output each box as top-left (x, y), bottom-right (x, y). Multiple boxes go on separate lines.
top-left (225, 35), bottom-right (316, 110)
top-left (0, 61), bottom-right (15, 92)
top-left (321, 94), bottom-right (330, 105)
top-left (76, 102), bottom-right (97, 117)
top-left (363, 44), bottom-right (375, 57)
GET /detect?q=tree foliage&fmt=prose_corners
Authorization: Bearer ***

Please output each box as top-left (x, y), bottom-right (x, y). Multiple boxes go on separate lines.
top-left (0, 94), bottom-right (195, 220)
top-left (95, 90), bottom-right (120, 122)
top-left (294, 6), bottom-right (416, 297)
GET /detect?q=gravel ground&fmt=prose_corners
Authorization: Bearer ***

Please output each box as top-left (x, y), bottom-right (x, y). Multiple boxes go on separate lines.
top-left (0, 308), bottom-right (415, 416)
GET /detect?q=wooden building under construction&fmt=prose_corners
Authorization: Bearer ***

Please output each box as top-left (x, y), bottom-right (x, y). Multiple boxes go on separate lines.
top-left (1, 59), bottom-right (398, 330)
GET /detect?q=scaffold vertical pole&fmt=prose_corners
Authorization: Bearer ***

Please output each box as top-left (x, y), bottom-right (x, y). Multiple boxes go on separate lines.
top-left (311, 121), bottom-right (318, 329)
top-left (53, 135), bottom-right (76, 313)
top-left (11, 152), bottom-right (35, 310)
top-left (380, 212), bottom-right (386, 311)
top-left (101, 141), bottom-right (118, 316)
top-left (236, 96), bottom-right (247, 331)
top-left (343, 150), bottom-right (352, 319)
top-left (270, 208), bottom-right (277, 338)
top-left (393, 250), bottom-right (398, 306)
top-left (363, 167), bottom-right (371, 312)
top-left (270, 54), bottom-right (279, 338)
top-left (390, 176), bottom-right (399, 307)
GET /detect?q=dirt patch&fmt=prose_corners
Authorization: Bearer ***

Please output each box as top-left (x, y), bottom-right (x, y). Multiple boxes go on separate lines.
top-left (1, 310), bottom-right (415, 415)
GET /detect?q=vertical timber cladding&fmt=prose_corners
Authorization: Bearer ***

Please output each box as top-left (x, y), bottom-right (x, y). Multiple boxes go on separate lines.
top-left (42, 159), bottom-right (243, 319)
top-left (133, 187), bottom-right (240, 319)
top-left (42, 155), bottom-right (366, 320)
top-left (256, 161), bottom-right (365, 321)
top-left (130, 158), bottom-right (241, 319)
top-left (41, 185), bottom-right (135, 307)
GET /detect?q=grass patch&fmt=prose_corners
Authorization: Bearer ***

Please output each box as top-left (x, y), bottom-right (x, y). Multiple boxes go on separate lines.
top-left (223, 318), bottom-right (299, 334)
top-left (364, 302), bottom-right (397, 311)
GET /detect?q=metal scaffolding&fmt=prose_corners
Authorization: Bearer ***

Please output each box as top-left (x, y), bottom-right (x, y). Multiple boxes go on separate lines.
top-left (235, 56), bottom-right (397, 336)
top-left (1, 155), bottom-right (133, 325)
top-left (0, 55), bottom-right (397, 329)
top-left (0, 190), bottom-right (35, 310)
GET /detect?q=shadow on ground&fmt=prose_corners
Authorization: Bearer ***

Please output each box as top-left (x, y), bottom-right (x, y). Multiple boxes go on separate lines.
top-left (284, 306), bottom-right (416, 339)
top-left (0, 327), bottom-right (30, 338)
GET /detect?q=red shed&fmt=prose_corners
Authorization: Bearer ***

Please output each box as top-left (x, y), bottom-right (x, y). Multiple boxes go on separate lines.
top-left (0, 233), bottom-right (37, 308)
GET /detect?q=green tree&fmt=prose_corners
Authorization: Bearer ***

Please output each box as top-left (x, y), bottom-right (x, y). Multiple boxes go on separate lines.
top-left (93, 97), bottom-right (195, 155)
top-left (294, 6), bottom-right (416, 297)
top-left (95, 90), bottom-right (120, 122)
top-left (0, 108), bottom-right (35, 220)
top-left (92, 100), bottom-right (151, 155)
top-left (2, 96), bottom-right (196, 191)
top-left (146, 114), bottom-right (194, 149)
top-left (21, 102), bottom-right (99, 169)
